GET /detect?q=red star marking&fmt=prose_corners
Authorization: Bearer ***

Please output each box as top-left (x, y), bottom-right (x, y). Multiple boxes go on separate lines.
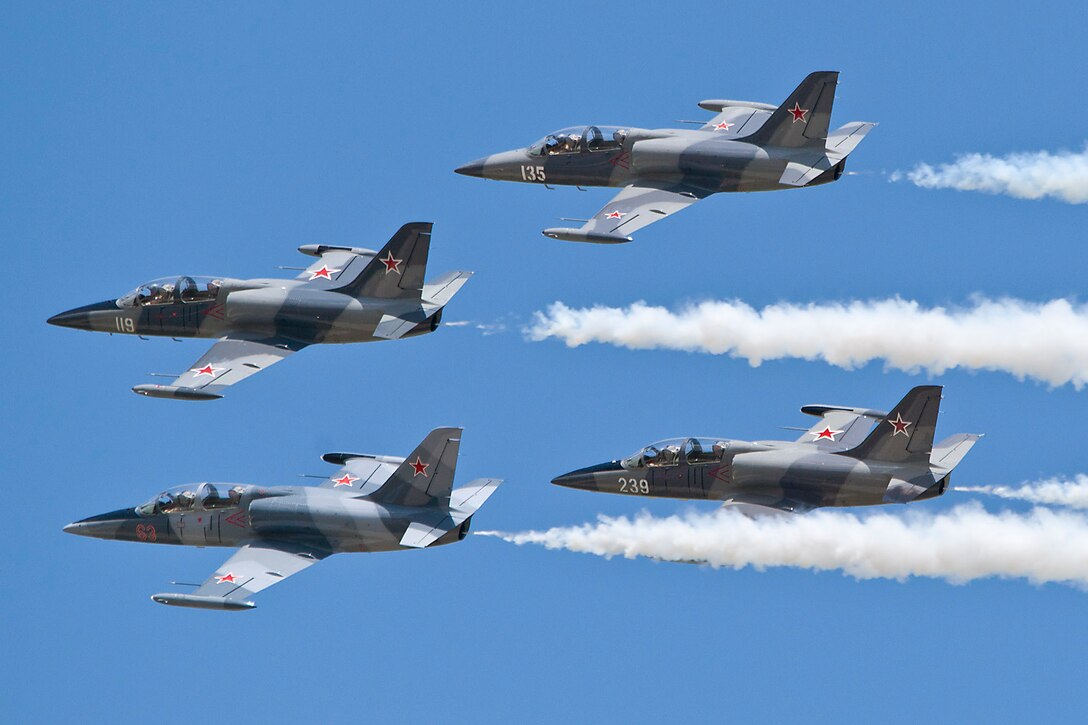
top-left (714, 121), bottom-right (734, 131)
top-left (309, 265), bottom-right (339, 281)
top-left (410, 456), bottom-right (429, 477)
top-left (332, 474), bottom-right (358, 487)
top-left (889, 413), bottom-right (912, 437)
top-left (191, 364), bottom-right (219, 377)
top-left (605, 211), bottom-right (625, 219)
top-left (380, 251), bottom-right (403, 274)
top-left (788, 102), bottom-right (809, 123)
top-left (812, 426), bottom-right (843, 441)
top-left (216, 572), bottom-right (237, 584)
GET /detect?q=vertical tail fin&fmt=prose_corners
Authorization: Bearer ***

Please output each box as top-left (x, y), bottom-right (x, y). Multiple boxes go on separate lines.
top-left (842, 386), bottom-right (942, 464)
top-left (333, 222), bottom-right (432, 300)
top-left (738, 71), bottom-right (839, 149)
top-left (368, 427), bottom-right (461, 507)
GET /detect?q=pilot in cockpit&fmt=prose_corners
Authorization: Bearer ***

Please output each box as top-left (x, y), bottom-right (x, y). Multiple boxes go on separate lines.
top-left (174, 490), bottom-right (195, 510)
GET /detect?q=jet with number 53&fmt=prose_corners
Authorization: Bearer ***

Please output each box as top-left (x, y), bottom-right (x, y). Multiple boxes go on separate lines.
top-left (47, 222), bottom-right (470, 400)
top-left (552, 386), bottom-right (981, 516)
top-left (63, 427), bottom-right (501, 610)
top-left (455, 71), bottom-right (873, 244)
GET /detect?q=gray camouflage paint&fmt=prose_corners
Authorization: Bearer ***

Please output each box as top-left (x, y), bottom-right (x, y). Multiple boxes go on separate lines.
top-left (46, 222), bottom-right (471, 399)
top-left (63, 427), bottom-right (502, 609)
top-left (455, 71), bottom-right (875, 243)
top-left (552, 386), bottom-right (982, 514)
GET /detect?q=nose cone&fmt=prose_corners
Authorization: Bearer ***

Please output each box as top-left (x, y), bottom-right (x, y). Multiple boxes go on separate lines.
top-left (63, 507), bottom-right (140, 540)
top-left (47, 300), bottom-right (120, 330)
top-left (454, 157), bottom-right (488, 177)
top-left (551, 461), bottom-right (623, 490)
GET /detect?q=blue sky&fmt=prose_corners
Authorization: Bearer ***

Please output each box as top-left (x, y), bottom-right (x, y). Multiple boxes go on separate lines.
top-left (3, 2), bottom-right (1086, 722)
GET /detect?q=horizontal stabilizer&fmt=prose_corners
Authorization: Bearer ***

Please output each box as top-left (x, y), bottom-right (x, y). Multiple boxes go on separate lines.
top-left (450, 478), bottom-right (503, 517)
top-left (151, 592), bottom-right (256, 610)
top-left (779, 158), bottom-right (835, 187)
top-left (374, 313), bottom-right (422, 340)
top-left (826, 122), bottom-right (877, 163)
top-left (883, 477), bottom-right (930, 504)
top-left (930, 433), bottom-right (983, 472)
top-left (399, 478), bottom-right (503, 548)
top-left (423, 270), bottom-right (473, 307)
top-left (400, 517), bottom-right (457, 548)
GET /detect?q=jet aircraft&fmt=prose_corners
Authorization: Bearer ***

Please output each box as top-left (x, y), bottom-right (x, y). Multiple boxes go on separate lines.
top-left (456, 71), bottom-right (873, 243)
top-left (552, 386), bottom-right (979, 516)
top-left (47, 222), bottom-right (469, 400)
top-left (64, 428), bottom-right (501, 610)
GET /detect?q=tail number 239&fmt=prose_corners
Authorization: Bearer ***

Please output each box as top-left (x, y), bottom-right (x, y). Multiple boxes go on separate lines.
top-left (619, 478), bottom-right (649, 494)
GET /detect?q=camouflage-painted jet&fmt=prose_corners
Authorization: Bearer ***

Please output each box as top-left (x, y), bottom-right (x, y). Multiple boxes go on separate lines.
top-left (63, 428), bottom-right (500, 610)
top-left (552, 386), bottom-right (980, 515)
top-left (455, 71), bottom-right (873, 243)
top-left (47, 222), bottom-right (469, 400)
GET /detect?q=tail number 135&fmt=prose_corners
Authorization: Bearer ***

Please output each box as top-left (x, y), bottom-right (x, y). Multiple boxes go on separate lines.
top-left (520, 165), bottom-right (546, 182)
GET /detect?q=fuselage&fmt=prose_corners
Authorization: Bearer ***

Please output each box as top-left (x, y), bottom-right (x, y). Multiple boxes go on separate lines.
top-left (456, 126), bottom-right (843, 193)
top-left (46, 276), bottom-right (438, 344)
top-left (552, 438), bottom-right (944, 511)
top-left (64, 483), bottom-right (468, 554)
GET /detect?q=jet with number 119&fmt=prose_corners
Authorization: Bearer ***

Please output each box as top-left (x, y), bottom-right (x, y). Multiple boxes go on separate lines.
top-left (456, 71), bottom-right (873, 243)
top-left (47, 222), bottom-right (469, 400)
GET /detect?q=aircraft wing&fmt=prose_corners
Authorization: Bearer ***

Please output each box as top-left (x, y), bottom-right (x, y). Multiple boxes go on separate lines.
top-left (151, 540), bottom-right (331, 610)
top-left (132, 335), bottom-right (307, 401)
top-left (700, 106), bottom-right (773, 136)
top-left (721, 494), bottom-right (809, 517)
top-left (294, 246), bottom-right (376, 289)
top-left (795, 410), bottom-right (876, 451)
top-left (542, 183), bottom-right (710, 244)
top-left (318, 454), bottom-right (400, 494)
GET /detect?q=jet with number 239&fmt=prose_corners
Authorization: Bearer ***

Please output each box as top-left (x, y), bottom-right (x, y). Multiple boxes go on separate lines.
top-left (552, 386), bottom-right (981, 516)
top-left (456, 71), bottom-right (873, 243)
top-left (47, 223), bottom-right (469, 400)
top-left (63, 428), bottom-right (501, 610)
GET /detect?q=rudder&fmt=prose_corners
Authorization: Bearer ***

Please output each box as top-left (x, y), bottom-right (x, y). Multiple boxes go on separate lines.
top-left (368, 427), bottom-right (461, 507)
top-left (738, 71), bottom-right (838, 149)
top-left (842, 386), bottom-right (942, 464)
top-left (333, 222), bottom-right (432, 300)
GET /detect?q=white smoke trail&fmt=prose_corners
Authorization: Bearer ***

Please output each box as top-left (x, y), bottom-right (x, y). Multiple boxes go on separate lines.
top-left (957, 475), bottom-right (1088, 510)
top-left (893, 145), bottom-right (1088, 204)
top-left (477, 504), bottom-right (1088, 587)
top-left (528, 297), bottom-right (1088, 388)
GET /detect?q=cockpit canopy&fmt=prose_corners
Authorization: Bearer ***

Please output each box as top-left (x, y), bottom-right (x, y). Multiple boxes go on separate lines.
top-left (136, 483), bottom-right (250, 516)
top-left (117, 276), bottom-right (223, 307)
top-left (527, 126), bottom-right (628, 156)
top-left (622, 437), bottom-right (728, 469)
